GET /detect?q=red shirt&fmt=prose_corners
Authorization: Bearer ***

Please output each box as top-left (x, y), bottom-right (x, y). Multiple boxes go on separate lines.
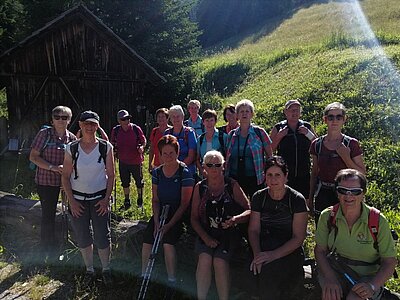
top-left (31, 127), bottom-right (76, 186)
top-left (310, 136), bottom-right (363, 183)
top-left (111, 123), bottom-right (146, 165)
top-left (150, 126), bottom-right (171, 167)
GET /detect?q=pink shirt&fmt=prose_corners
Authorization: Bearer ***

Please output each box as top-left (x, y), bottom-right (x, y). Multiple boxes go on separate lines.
top-left (111, 123), bottom-right (146, 165)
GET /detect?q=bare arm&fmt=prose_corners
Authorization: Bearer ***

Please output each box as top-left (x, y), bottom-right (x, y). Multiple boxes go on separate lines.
top-left (148, 145), bottom-right (155, 172)
top-left (183, 148), bottom-right (196, 166)
top-left (61, 151), bottom-right (84, 218)
top-left (163, 185), bottom-right (193, 233)
top-left (270, 126), bottom-right (288, 152)
top-left (152, 184), bottom-right (161, 229)
top-left (336, 145), bottom-right (366, 174)
top-left (95, 148), bottom-right (115, 216)
top-left (30, 148), bottom-right (63, 175)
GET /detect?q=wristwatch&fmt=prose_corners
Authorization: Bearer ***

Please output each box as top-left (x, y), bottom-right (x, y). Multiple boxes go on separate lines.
top-left (49, 164), bottom-right (54, 171)
top-left (369, 283), bottom-right (376, 292)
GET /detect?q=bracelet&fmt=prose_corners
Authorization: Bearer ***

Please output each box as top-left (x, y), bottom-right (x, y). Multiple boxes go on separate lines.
top-left (369, 283), bottom-right (376, 292)
top-left (305, 130), bottom-right (314, 140)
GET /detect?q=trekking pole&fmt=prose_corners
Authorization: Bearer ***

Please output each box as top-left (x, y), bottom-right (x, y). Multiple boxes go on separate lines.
top-left (59, 188), bottom-right (68, 261)
top-left (137, 205), bottom-right (170, 300)
top-left (114, 157), bottom-right (118, 211)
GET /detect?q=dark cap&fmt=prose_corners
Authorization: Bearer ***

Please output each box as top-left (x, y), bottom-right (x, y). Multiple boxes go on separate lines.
top-left (285, 99), bottom-right (301, 110)
top-left (80, 110), bottom-right (100, 124)
top-left (117, 109), bottom-right (132, 119)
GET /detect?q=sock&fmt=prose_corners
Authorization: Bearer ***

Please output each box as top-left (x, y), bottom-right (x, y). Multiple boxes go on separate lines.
top-left (86, 266), bottom-right (94, 273)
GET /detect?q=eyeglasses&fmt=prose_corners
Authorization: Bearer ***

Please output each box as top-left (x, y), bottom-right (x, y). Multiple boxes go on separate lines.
top-left (53, 115), bottom-right (69, 120)
top-left (336, 186), bottom-right (363, 196)
top-left (327, 114), bottom-right (344, 121)
top-left (205, 163), bottom-right (222, 168)
top-left (120, 117), bottom-right (130, 121)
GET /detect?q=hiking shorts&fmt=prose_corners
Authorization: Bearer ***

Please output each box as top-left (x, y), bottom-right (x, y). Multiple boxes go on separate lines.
top-left (69, 198), bottom-right (111, 249)
top-left (119, 162), bottom-right (144, 188)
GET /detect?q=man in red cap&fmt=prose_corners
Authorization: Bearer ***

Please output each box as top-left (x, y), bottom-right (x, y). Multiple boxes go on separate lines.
top-left (111, 110), bottom-right (146, 209)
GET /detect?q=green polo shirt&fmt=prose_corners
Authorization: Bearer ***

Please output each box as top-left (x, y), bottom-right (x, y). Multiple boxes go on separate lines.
top-left (316, 202), bottom-right (396, 276)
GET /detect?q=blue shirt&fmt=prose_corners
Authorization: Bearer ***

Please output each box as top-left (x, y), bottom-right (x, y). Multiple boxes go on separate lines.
top-left (185, 116), bottom-right (204, 137)
top-left (152, 164), bottom-right (195, 210)
top-left (164, 126), bottom-right (197, 176)
top-left (197, 129), bottom-right (227, 163)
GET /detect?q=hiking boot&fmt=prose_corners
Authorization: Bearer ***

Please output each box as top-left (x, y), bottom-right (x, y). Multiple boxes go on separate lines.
top-left (124, 199), bottom-right (131, 210)
top-left (102, 270), bottom-right (113, 287)
top-left (137, 198), bottom-right (143, 208)
top-left (82, 271), bottom-right (95, 288)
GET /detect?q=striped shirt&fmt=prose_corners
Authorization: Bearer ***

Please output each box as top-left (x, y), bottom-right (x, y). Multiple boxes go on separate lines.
top-left (226, 125), bottom-right (272, 185)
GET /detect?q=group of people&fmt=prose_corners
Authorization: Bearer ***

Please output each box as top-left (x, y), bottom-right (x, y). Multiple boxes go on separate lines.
top-left (29, 99), bottom-right (397, 299)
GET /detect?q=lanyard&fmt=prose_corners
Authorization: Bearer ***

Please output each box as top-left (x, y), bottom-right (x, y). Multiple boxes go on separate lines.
top-left (237, 133), bottom-right (250, 170)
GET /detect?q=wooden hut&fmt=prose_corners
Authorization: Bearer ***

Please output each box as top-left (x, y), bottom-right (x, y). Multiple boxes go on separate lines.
top-left (0, 4), bottom-right (165, 146)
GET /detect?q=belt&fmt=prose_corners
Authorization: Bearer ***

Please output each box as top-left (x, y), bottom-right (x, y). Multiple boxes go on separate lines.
top-left (72, 189), bottom-right (106, 199)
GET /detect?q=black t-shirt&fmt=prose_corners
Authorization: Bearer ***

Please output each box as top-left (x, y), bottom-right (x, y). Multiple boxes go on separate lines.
top-left (251, 186), bottom-right (308, 251)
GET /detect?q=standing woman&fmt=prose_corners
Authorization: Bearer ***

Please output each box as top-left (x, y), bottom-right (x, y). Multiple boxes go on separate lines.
top-left (164, 105), bottom-right (197, 178)
top-left (141, 135), bottom-right (194, 297)
top-left (191, 150), bottom-right (250, 300)
top-left (309, 102), bottom-right (366, 221)
top-left (217, 104), bottom-right (239, 134)
top-left (62, 111), bottom-right (115, 286)
top-left (248, 156), bottom-right (309, 300)
top-left (225, 99), bottom-right (273, 198)
top-left (30, 105), bottom-right (76, 254)
top-left (148, 108), bottom-right (171, 173)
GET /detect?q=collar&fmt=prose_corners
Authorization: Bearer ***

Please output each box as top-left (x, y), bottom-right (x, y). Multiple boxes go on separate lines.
top-left (336, 201), bottom-right (370, 225)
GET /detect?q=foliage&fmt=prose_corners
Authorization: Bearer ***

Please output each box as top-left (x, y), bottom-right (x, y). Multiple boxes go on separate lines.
top-left (0, 0), bottom-right (26, 53)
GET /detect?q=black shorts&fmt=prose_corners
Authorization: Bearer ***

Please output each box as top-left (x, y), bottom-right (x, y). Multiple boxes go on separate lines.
top-left (119, 162), bottom-right (144, 188)
top-left (143, 214), bottom-right (183, 245)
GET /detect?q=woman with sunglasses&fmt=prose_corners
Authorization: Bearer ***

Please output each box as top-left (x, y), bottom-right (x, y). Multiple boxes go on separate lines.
top-left (315, 169), bottom-right (396, 300)
top-left (248, 156), bottom-right (308, 300)
top-left (191, 150), bottom-right (250, 300)
top-left (309, 102), bottom-right (366, 222)
top-left (30, 106), bottom-right (76, 256)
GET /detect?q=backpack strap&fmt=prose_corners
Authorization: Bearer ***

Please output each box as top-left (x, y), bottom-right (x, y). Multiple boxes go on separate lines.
top-left (131, 123), bottom-right (141, 146)
top-left (97, 138), bottom-right (108, 165)
top-left (40, 127), bottom-right (52, 154)
top-left (199, 132), bottom-right (206, 148)
top-left (327, 203), bottom-right (340, 250)
top-left (315, 135), bottom-right (326, 158)
top-left (70, 140), bottom-right (80, 180)
top-left (368, 207), bottom-right (380, 251)
top-left (218, 130), bottom-right (226, 157)
top-left (342, 134), bottom-right (351, 147)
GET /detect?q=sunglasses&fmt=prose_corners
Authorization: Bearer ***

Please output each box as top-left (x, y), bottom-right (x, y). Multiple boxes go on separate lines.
top-left (120, 117), bottom-right (130, 121)
top-left (336, 186), bottom-right (363, 196)
top-left (205, 163), bottom-right (222, 168)
top-left (53, 115), bottom-right (69, 120)
top-left (327, 114), bottom-right (344, 121)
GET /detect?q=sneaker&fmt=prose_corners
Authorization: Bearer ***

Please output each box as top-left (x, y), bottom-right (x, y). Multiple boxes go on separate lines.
top-left (137, 198), bottom-right (143, 208)
top-left (102, 270), bottom-right (113, 287)
top-left (82, 271), bottom-right (95, 288)
top-left (124, 199), bottom-right (131, 210)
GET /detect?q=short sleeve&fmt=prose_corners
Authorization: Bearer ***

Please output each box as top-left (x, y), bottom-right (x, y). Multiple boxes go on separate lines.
top-left (65, 143), bottom-right (72, 156)
top-left (309, 138), bottom-right (317, 155)
top-left (260, 127), bottom-right (272, 146)
top-left (376, 213), bottom-right (397, 258)
top-left (152, 167), bottom-right (160, 185)
top-left (250, 189), bottom-right (265, 212)
top-left (315, 208), bottom-right (331, 248)
top-left (291, 190), bottom-right (309, 214)
top-left (181, 166), bottom-right (195, 187)
top-left (349, 139), bottom-right (363, 158)
top-left (31, 128), bottom-right (50, 152)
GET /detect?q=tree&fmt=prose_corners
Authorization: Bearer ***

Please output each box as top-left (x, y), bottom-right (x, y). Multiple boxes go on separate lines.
top-left (0, 0), bottom-right (26, 53)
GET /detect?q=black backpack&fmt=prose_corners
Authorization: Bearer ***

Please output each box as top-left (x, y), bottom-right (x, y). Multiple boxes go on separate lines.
top-left (314, 134), bottom-right (351, 158)
top-left (70, 138), bottom-right (108, 180)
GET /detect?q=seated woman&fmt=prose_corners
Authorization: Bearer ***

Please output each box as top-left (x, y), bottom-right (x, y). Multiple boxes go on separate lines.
top-left (248, 156), bottom-right (308, 300)
top-left (315, 169), bottom-right (397, 300)
top-left (191, 150), bottom-right (250, 300)
top-left (141, 135), bottom-right (194, 296)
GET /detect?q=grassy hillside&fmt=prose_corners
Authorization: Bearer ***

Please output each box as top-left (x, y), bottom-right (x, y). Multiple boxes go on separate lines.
top-left (191, 0), bottom-right (400, 212)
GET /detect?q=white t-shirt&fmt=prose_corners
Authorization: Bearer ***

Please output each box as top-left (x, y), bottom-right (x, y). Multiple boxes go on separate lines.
top-left (66, 140), bottom-right (113, 200)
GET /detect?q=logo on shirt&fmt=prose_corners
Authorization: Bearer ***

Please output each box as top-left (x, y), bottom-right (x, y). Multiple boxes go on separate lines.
top-left (357, 232), bottom-right (372, 245)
